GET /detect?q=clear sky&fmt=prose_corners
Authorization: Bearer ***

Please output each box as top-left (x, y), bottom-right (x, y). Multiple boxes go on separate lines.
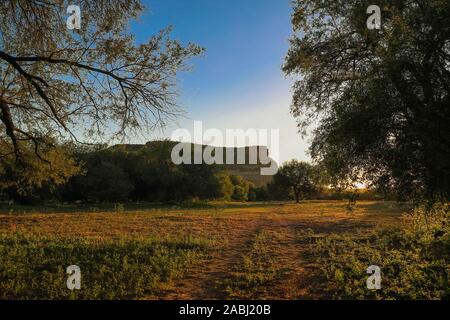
top-left (129, 0), bottom-right (310, 163)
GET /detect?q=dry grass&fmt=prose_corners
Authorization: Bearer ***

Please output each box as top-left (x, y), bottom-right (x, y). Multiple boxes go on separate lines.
top-left (0, 201), bottom-right (409, 299)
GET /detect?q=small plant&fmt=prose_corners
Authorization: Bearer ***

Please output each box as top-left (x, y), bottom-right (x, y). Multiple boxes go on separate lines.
top-left (114, 203), bottom-right (125, 213)
top-left (305, 205), bottom-right (450, 299)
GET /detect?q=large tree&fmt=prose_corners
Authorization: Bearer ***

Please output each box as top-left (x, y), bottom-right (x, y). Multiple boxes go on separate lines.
top-left (0, 0), bottom-right (202, 192)
top-left (271, 160), bottom-right (317, 203)
top-left (283, 0), bottom-right (450, 200)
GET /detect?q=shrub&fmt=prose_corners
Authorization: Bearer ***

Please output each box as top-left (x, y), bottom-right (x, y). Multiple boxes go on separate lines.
top-left (232, 185), bottom-right (248, 201)
top-left (216, 173), bottom-right (234, 200)
top-left (230, 175), bottom-right (252, 201)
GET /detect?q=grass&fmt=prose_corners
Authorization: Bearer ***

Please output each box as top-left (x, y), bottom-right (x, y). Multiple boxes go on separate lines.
top-left (221, 230), bottom-right (285, 299)
top-left (0, 201), bottom-right (216, 214)
top-left (0, 200), bottom-right (423, 299)
top-left (0, 233), bottom-right (211, 299)
top-left (300, 205), bottom-right (450, 299)
top-left (0, 200), bottom-right (291, 216)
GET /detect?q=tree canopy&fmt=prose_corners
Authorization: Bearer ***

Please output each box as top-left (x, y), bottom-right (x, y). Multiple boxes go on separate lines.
top-left (270, 160), bottom-right (317, 203)
top-left (0, 0), bottom-right (202, 191)
top-left (284, 0), bottom-right (450, 200)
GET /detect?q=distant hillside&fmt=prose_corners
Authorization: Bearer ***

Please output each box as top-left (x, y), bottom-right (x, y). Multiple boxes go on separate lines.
top-left (110, 141), bottom-right (275, 187)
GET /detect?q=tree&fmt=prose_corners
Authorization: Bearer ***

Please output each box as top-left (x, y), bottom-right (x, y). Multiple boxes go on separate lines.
top-left (216, 173), bottom-right (234, 200)
top-left (1, 141), bottom-right (82, 200)
top-left (0, 1), bottom-right (203, 191)
top-left (272, 160), bottom-right (316, 203)
top-left (58, 141), bottom-right (229, 203)
top-left (283, 0), bottom-right (450, 200)
top-left (230, 175), bottom-right (252, 201)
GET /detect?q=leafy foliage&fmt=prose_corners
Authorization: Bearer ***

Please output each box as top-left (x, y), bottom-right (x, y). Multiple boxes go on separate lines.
top-left (284, 0), bottom-right (450, 200)
top-left (0, 0), bottom-right (202, 189)
top-left (0, 142), bottom-right (82, 195)
top-left (307, 205), bottom-right (450, 299)
top-left (61, 141), bottom-right (224, 202)
top-left (269, 160), bottom-right (318, 202)
top-left (0, 233), bottom-right (210, 299)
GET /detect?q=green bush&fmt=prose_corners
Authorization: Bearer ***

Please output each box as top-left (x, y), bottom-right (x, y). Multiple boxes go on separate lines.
top-left (232, 185), bottom-right (248, 201)
top-left (216, 173), bottom-right (234, 200)
top-left (307, 205), bottom-right (449, 299)
top-left (0, 233), bottom-right (210, 299)
top-left (229, 175), bottom-right (252, 201)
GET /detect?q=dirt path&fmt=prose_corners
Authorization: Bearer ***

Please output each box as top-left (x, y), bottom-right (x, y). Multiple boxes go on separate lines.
top-left (254, 219), bottom-right (313, 299)
top-left (155, 213), bottom-right (316, 300)
top-left (0, 201), bottom-right (404, 299)
top-left (155, 217), bottom-right (264, 299)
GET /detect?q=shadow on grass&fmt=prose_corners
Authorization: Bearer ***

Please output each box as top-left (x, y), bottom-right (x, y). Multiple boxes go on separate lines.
top-left (0, 201), bottom-right (287, 215)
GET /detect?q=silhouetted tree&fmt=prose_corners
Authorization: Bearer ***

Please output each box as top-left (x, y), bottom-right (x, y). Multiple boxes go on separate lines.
top-left (272, 160), bottom-right (316, 203)
top-left (284, 0), bottom-right (450, 200)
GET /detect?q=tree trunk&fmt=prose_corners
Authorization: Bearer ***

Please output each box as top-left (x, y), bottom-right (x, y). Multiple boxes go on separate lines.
top-left (294, 190), bottom-right (300, 203)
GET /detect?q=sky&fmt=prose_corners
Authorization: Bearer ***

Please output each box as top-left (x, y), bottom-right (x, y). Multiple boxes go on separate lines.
top-left (129, 0), bottom-right (310, 164)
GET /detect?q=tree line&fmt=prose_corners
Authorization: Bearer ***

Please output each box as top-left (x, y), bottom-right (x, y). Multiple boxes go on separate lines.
top-left (0, 141), bottom-right (267, 204)
top-left (1, 1), bottom-right (447, 205)
top-left (0, 140), bottom-right (388, 204)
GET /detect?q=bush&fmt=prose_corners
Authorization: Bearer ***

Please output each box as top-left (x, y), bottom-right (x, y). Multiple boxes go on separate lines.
top-left (229, 175), bottom-right (252, 201)
top-left (216, 173), bottom-right (234, 200)
top-left (306, 204), bottom-right (450, 299)
top-left (232, 185), bottom-right (248, 201)
top-left (249, 186), bottom-right (268, 202)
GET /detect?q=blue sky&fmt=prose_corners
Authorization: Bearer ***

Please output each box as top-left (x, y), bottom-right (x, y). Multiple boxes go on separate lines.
top-left (130, 0), bottom-right (310, 163)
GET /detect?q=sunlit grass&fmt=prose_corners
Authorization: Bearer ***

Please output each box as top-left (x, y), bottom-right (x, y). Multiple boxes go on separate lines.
top-left (0, 233), bottom-right (212, 299)
top-left (0, 201), bottom-right (411, 299)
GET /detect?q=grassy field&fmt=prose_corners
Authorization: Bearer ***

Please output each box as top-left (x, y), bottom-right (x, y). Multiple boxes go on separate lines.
top-left (1, 200), bottom-right (443, 299)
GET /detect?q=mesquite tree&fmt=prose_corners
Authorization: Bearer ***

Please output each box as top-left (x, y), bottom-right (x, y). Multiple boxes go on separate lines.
top-left (0, 0), bottom-right (203, 192)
